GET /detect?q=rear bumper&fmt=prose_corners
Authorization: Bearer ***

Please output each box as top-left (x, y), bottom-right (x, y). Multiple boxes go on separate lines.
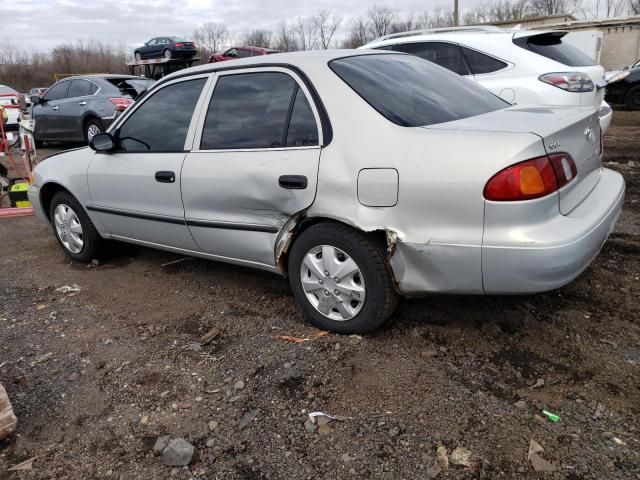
top-left (482, 168), bottom-right (625, 294)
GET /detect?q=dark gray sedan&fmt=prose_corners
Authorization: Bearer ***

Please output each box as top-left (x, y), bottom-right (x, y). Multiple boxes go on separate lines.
top-left (31, 75), bottom-right (153, 145)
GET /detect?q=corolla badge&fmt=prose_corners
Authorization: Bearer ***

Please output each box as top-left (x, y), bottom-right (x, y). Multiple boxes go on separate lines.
top-left (584, 127), bottom-right (594, 141)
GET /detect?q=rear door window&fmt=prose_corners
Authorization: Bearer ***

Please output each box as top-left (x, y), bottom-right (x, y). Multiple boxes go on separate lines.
top-left (67, 79), bottom-right (95, 98)
top-left (397, 42), bottom-right (470, 76)
top-left (460, 46), bottom-right (508, 74)
top-left (116, 78), bottom-right (206, 152)
top-left (286, 88), bottom-right (318, 147)
top-left (200, 72), bottom-right (297, 149)
top-left (330, 54), bottom-right (507, 127)
top-left (513, 33), bottom-right (596, 67)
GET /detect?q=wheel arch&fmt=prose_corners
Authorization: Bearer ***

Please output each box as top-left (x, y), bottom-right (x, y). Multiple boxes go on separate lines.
top-left (276, 214), bottom-right (390, 277)
top-left (40, 182), bottom-right (72, 222)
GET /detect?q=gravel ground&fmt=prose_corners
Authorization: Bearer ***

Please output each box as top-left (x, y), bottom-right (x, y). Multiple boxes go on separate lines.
top-left (0, 111), bottom-right (638, 479)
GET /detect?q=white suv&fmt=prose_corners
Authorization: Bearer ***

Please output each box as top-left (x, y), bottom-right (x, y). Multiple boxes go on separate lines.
top-left (361, 26), bottom-right (612, 132)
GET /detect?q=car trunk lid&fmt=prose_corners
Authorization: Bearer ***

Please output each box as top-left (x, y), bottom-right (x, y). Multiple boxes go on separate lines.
top-left (423, 106), bottom-right (602, 214)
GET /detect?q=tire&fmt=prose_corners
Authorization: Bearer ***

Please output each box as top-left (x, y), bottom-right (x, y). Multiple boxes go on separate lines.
top-left (288, 222), bottom-right (398, 334)
top-left (164, 49), bottom-right (172, 60)
top-left (84, 118), bottom-right (102, 144)
top-left (135, 51), bottom-right (142, 61)
top-left (49, 191), bottom-right (103, 263)
top-left (625, 85), bottom-right (640, 110)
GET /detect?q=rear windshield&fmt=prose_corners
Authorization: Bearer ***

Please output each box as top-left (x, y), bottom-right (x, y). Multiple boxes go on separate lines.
top-left (513, 33), bottom-right (596, 67)
top-left (105, 78), bottom-right (154, 98)
top-left (329, 54), bottom-right (508, 127)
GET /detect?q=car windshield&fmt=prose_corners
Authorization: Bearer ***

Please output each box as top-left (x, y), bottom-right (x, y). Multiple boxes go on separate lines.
top-left (513, 33), bottom-right (596, 67)
top-left (329, 54), bottom-right (508, 127)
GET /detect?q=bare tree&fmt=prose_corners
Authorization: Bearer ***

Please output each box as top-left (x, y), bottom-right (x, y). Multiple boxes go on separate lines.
top-left (242, 29), bottom-right (272, 48)
top-left (294, 17), bottom-right (318, 50)
top-left (529, 0), bottom-right (581, 15)
top-left (464, 0), bottom-right (531, 24)
top-left (274, 20), bottom-right (299, 52)
top-left (341, 17), bottom-right (371, 48)
top-left (312, 10), bottom-right (341, 49)
top-left (193, 22), bottom-right (229, 53)
top-left (367, 5), bottom-right (396, 38)
top-left (630, 0), bottom-right (640, 13)
top-left (583, 0), bottom-right (627, 17)
top-left (416, 7), bottom-right (455, 28)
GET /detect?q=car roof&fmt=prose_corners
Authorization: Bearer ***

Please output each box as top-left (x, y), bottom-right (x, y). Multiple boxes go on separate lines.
top-left (58, 74), bottom-right (147, 81)
top-left (160, 49), bottom-right (387, 84)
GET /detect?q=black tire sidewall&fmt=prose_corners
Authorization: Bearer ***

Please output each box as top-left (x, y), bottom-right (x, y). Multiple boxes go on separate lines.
top-left (49, 192), bottom-right (99, 263)
top-left (288, 224), bottom-right (392, 334)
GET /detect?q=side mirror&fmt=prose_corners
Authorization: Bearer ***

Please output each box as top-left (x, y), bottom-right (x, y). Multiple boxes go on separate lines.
top-left (90, 132), bottom-right (115, 152)
top-left (31, 95), bottom-right (42, 105)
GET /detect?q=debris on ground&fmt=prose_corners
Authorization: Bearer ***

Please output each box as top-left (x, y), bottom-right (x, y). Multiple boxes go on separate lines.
top-left (161, 258), bottom-right (191, 267)
top-left (7, 456), bottom-right (37, 472)
top-left (55, 284), bottom-right (81, 294)
top-left (199, 326), bottom-right (220, 344)
top-left (450, 446), bottom-right (473, 467)
top-left (162, 438), bottom-right (195, 466)
top-left (153, 435), bottom-right (170, 455)
top-left (436, 445), bottom-right (449, 469)
top-left (528, 439), bottom-right (557, 473)
top-left (273, 335), bottom-right (308, 343)
top-left (531, 378), bottom-right (545, 389)
top-left (0, 384), bottom-right (17, 440)
top-left (308, 411), bottom-right (343, 425)
top-left (542, 409), bottom-right (561, 423)
top-left (592, 403), bottom-right (606, 420)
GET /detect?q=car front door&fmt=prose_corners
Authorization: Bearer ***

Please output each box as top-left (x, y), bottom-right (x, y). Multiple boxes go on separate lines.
top-left (181, 68), bottom-right (322, 269)
top-left (142, 38), bottom-right (157, 57)
top-left (58, 78), bottom-right (98, 141)
top-left (33, 80), bottom-right (70, 140)
top-left (397, 41), bottom-right (474, 79)
top-left (87, 75), bottom-right (210, 250)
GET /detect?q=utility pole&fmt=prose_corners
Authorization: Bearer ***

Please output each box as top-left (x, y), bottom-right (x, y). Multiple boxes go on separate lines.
top-left (453, 0), bottom-right (459, 26)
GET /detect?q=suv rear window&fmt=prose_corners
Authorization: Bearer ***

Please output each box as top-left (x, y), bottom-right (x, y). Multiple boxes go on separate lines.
top-left (513, 33), bottom-right (596, 67)
top-left (329, 54), bottom-right (508, 127)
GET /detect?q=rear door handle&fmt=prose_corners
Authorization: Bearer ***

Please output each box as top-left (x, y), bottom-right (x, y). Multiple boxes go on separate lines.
top-left (279, 175), bottom-right (307, 190)
top-left (155, 171), bottom-right (175, 183)
top-left (79, 101), bottom-right (87, 106)
top-left (52, 106), bottom-right (59, 111)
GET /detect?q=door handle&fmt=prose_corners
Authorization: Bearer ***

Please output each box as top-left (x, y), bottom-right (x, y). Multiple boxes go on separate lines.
top-left (279, 175), bottom-right (308, 190)
top-left (79, 101), bottom-right (87, 106)
top-left (155, 171), bottom-right (175, 183)
top-left (52, 106), bottom-right (59, 111)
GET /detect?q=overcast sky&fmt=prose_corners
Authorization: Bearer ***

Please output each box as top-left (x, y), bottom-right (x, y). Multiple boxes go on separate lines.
top-left (1, 0), bottom-right (504, 52)
top-left (1, 0), bottom-right (609, 52)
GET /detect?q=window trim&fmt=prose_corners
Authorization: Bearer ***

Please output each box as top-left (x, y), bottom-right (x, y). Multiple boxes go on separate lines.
top-left (192, 67), bottom-right (322, 153)
top-left (104, 73), bottom-right (213, 154)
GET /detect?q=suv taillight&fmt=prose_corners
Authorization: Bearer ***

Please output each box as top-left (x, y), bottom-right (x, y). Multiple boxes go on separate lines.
top-left (484, 154), bottom-right (577, 201)
top-left (539, 72), bottom-right (594, 92)
top-left (109, 97), bottom-right (133, 111)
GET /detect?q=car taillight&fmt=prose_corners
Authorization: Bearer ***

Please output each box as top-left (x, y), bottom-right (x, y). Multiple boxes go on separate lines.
top-left (175, 42), bottom-right (184, 47)
top-left (109, 97), bottom-right (133, 111)
top-left (484, 154), bottom-right (577, 201)
top-left (539, 72), bottom-right (594, 92)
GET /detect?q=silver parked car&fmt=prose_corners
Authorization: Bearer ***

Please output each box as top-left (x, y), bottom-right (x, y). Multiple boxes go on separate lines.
top-left (28, 50), bottom-right (625, 333)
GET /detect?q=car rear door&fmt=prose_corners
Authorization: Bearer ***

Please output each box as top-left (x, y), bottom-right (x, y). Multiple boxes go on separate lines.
top-left (58, 79), bottom-right (98, 141)
top-left (181, 67), bottom-right (323, 269)
top-left (87, 75), bottom-right (210, 249)
top-left (33, 80), bottom-right (70, 140)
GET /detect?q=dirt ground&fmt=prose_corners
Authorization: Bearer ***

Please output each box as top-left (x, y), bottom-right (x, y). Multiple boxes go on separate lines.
top-left (0, 111), bottom-right (638, 479)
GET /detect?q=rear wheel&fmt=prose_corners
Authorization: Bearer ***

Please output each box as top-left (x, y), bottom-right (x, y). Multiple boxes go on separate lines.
top-left (164, 49), bottom-right (172, 60)
top-left (84, 118), bottom-right (102, 144)
top-left (49, 191), bottom-right (103, 262)
top-left (135, 51), bottom-right (142, 61)
top-left (288, 223), bottom-right (398, 334)
top-left (625, 85), bottom-right (640, 110)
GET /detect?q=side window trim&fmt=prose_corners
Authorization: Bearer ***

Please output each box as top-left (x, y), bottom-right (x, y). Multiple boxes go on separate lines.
top-left (107, 74), bottom-right (214, 153)
top-left (192, 67), bottom-right (322, 152)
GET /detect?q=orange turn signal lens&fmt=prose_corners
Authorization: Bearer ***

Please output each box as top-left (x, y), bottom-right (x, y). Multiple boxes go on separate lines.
top-left (519, 165), bottom-right (546, 195)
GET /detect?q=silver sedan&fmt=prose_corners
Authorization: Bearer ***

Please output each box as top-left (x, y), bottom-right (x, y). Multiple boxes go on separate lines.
top-left (28, 50), bottom-right (625, 333)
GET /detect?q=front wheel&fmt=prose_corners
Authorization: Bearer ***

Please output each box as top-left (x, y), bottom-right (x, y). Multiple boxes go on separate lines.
top-left (164, 49), bottom-right (172, 60)
top-left (50, 191), bottom-right (103, 262)
top-left (288, 223), bottom-right (398, 334)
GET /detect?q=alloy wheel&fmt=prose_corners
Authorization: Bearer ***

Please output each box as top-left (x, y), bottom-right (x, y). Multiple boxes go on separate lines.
top-left (54, 204), bottom-right (84, 254)
top-left (87, 124), bottom-right (101, 141)
top-left (299, 245), bottom-right (366, 321)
